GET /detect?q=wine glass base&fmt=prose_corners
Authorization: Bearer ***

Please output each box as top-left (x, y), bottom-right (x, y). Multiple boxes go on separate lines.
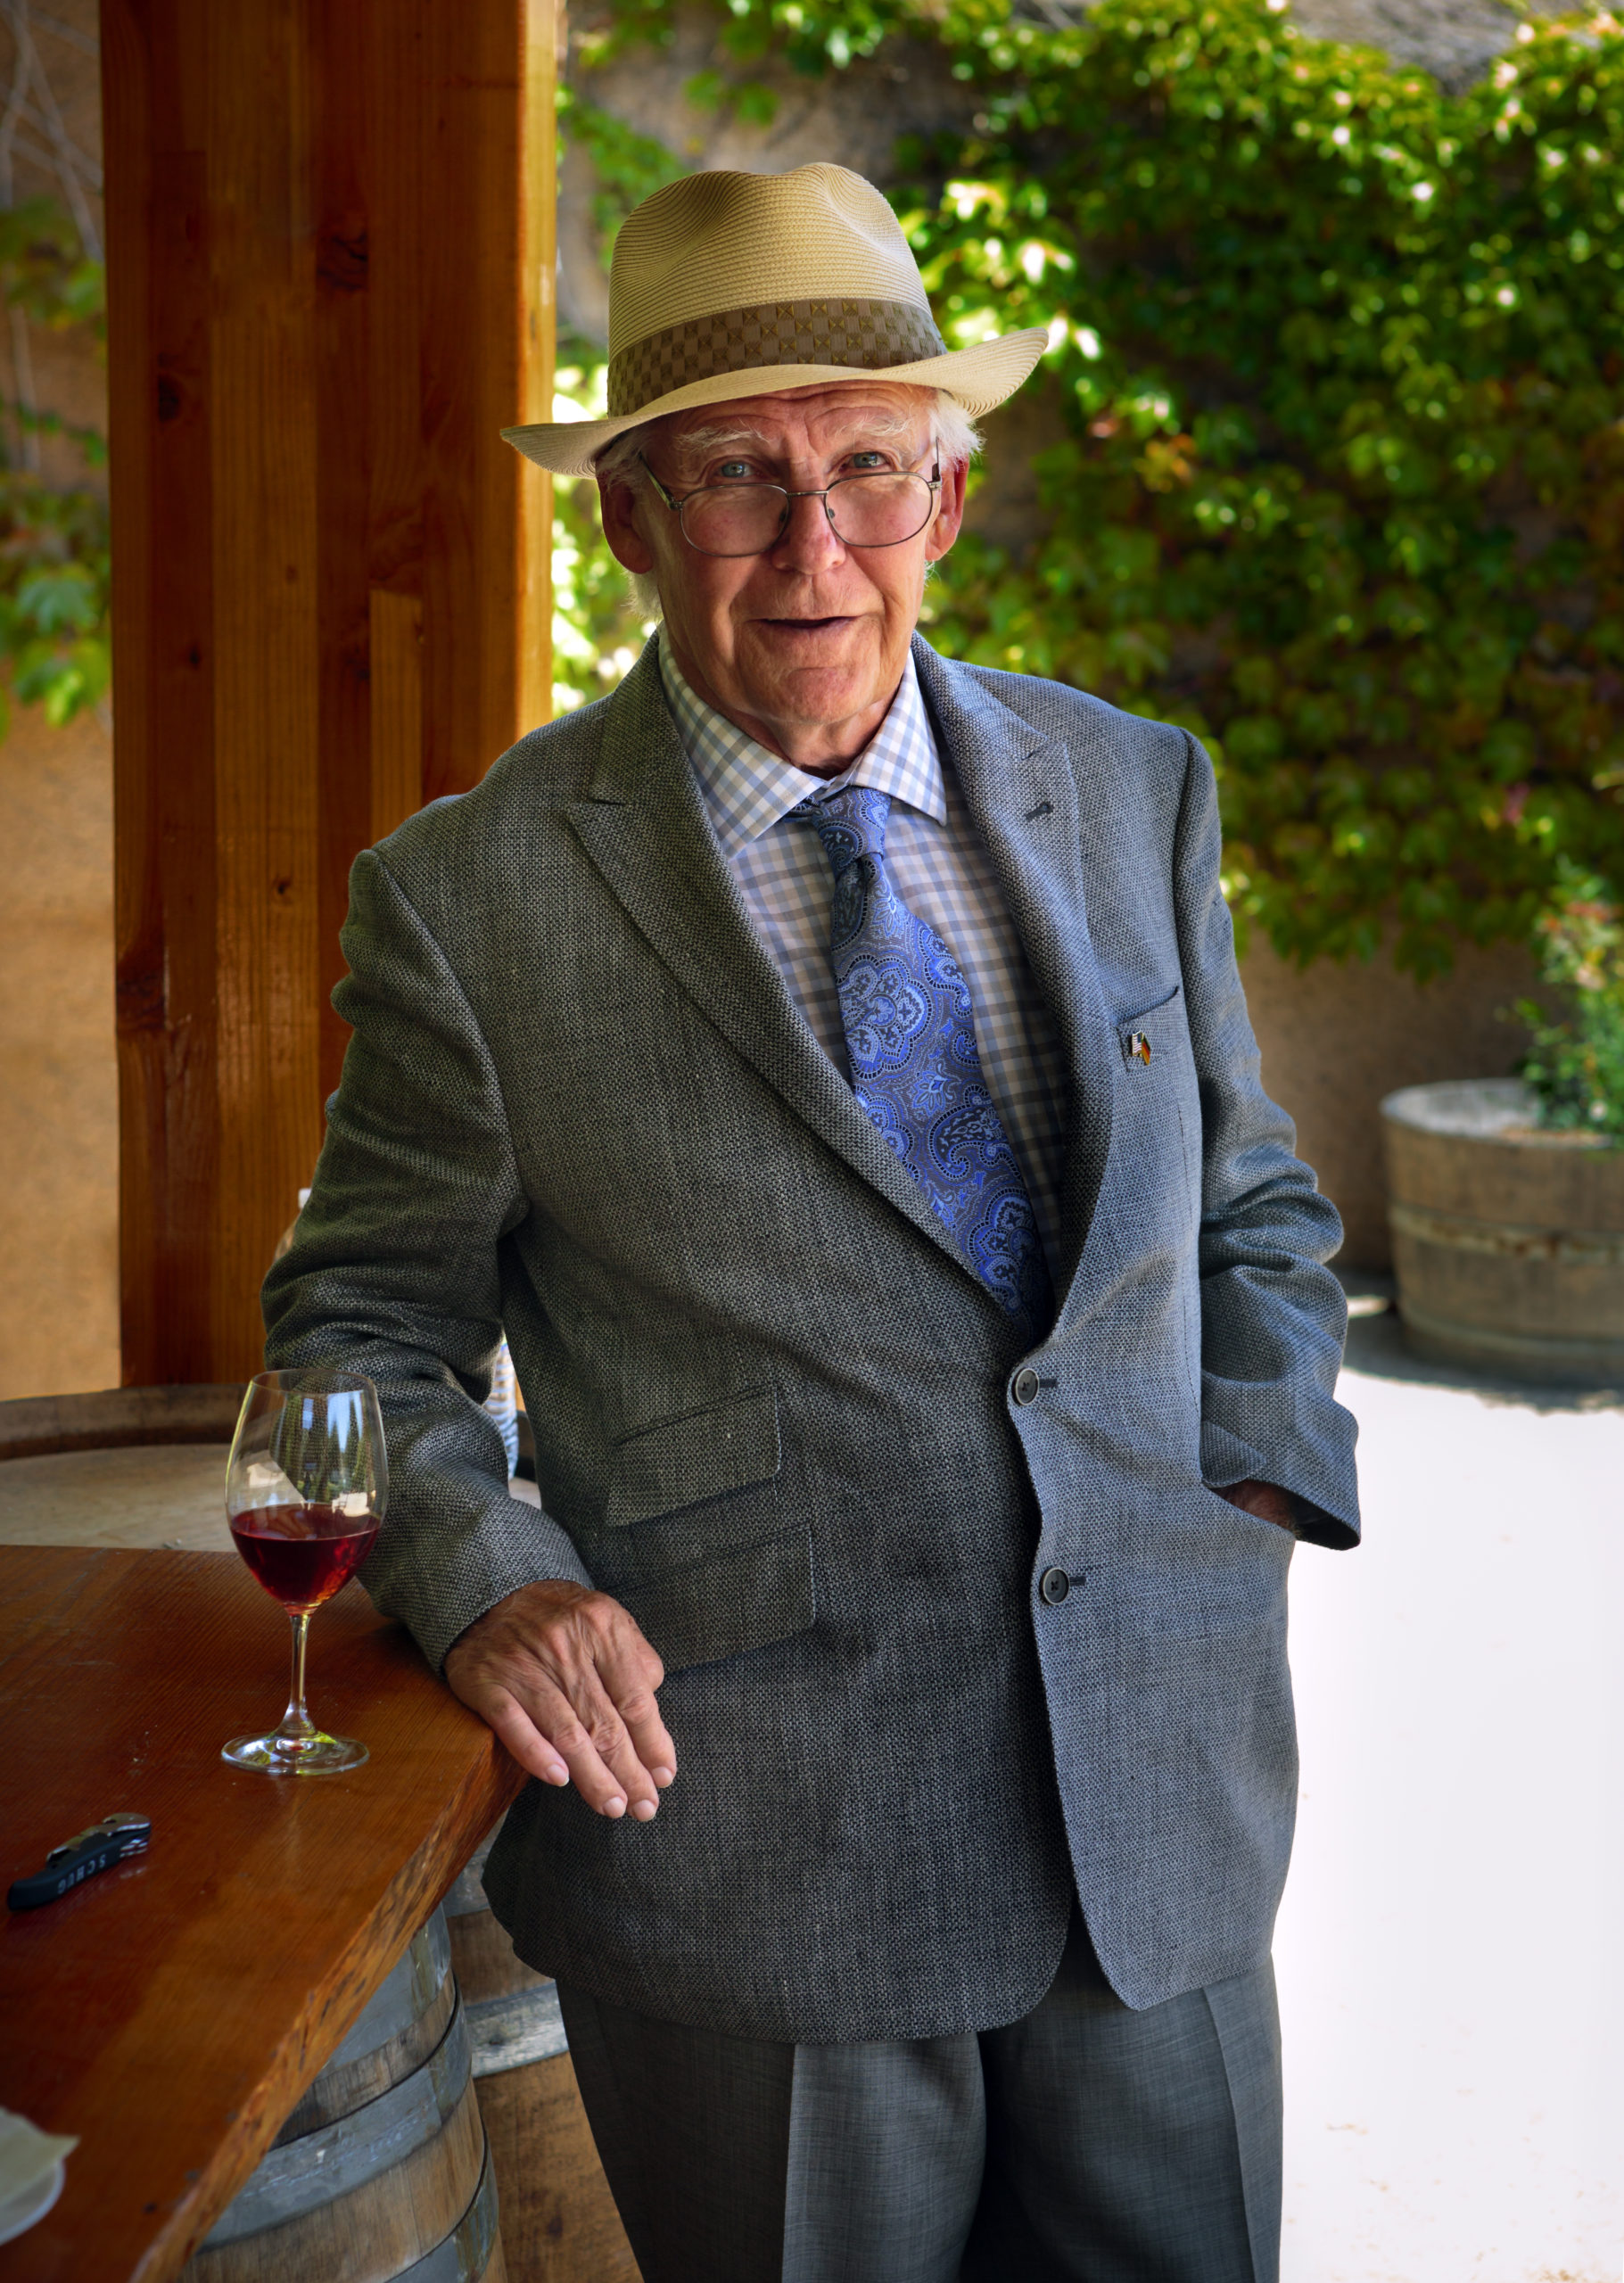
top-left (222, 1729), bottom-right (369, 1775)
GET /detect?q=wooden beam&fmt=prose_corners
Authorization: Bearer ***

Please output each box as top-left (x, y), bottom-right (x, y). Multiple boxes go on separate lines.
top-left (103, 0), bottom-right (555, 1387)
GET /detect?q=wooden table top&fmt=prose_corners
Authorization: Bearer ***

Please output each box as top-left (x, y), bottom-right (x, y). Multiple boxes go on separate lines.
top-left (0, 1546), bottom-right (524, 2283)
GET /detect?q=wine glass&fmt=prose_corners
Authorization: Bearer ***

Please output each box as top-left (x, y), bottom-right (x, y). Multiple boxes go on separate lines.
top-left (222, 1369), bottom-right (388, 1775)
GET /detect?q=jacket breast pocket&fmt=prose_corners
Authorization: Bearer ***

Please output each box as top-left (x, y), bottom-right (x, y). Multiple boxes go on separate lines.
top-left (1117, 981), bottom-right (1186, 1076)
top-left (1116, 983), bottom-right (1202, 1409)
top-left (1116, 983), bottom-right (1199, 1194)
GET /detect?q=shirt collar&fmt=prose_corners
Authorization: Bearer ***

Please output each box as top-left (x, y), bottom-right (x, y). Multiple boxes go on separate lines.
top-left (658, 632), bottom-right (946, 859)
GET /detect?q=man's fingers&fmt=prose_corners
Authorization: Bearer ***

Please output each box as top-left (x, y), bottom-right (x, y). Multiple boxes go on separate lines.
top-left (569, 1677), bottom-right (672, 1818)
top-left (612, 1679), bottom-right (679, 1790)
top-left (543, 1685), bottom-right (648, 1818)
top-left (556, 1605), bottom-right (675, 1810)
top-left (443, 1583), bottom-right (679, 1819)
top-left (477, 1689), bottom-right (573, 1789)
top-left (476, 1677), bottom-right (643, 1819)
top-left (593, 1630), bottom-right (679, 1789)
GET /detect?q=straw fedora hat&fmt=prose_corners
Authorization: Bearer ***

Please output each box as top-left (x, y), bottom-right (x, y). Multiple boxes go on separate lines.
top-left (503, 162), bottom-right (1049, 480)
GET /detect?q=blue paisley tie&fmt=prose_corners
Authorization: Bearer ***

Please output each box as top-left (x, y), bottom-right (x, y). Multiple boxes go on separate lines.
top-left (804, 785), bottom-right (1052, 1325)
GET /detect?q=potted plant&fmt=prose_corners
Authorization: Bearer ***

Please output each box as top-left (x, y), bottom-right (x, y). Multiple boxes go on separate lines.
top-left (1381, 868), bottom-right (1624, 1383)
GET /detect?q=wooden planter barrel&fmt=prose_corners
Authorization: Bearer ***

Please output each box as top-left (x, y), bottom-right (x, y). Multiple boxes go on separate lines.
top-left (0, 1384), bottom-right (245, 1463)
top-left (1381, 1078), bottom-right (1624, 1384)
top-left (184, 1910), bottom-right (504, 2283)
top-left (0, 1385), bottom-right (244, 1554)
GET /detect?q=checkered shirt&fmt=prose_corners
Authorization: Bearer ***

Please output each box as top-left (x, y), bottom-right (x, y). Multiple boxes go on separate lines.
top-left (659, 637), bottom-right (1069, 1276)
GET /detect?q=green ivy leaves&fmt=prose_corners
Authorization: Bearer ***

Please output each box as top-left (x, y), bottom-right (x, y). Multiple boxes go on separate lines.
top-left (1515, 860), bottom-right (1624, 1135)
top-left (0, 197), bottom-right (108, 742)
top-left (559, 0), bottom-right (1624, 975)
top-left (904, 0), bottom-right (1624, 975)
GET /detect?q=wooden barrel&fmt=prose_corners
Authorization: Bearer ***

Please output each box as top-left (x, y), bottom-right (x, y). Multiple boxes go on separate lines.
top-left (1382, 1078), bottom-right (1624, 1384)
top-left (184, 1908), bottom-right (505, 2283)
top-left (0, 1384), bottom-right (243, 1554)
top-left (446, 1841), bottom-right (639, 2283)
top-left (0, 1383), bottom-right (245, 1461)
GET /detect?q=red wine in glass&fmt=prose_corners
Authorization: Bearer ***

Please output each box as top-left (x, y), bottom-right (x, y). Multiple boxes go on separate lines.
top-left (222, 1370), bottom-right (389, 1776)
top-left (229, 1504), bottom-right (380, 1612)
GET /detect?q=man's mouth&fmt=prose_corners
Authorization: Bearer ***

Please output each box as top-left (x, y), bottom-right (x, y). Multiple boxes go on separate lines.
top-left (763, 614), bottom-right (853, 633)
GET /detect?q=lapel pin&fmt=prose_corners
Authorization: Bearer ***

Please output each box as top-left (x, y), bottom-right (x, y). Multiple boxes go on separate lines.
top-left (1126, 1030), bottom-right (1151, 1067)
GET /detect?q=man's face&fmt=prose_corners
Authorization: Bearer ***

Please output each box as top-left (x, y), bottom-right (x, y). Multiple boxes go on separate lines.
top-left (598, 383), bottom-right (966, 771)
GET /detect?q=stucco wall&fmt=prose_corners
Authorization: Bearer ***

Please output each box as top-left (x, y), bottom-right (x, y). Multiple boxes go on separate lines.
top-left (1241, 937), bottom-right (1537, 1271)
top-left (0, 707), bottom-right (117, 1397)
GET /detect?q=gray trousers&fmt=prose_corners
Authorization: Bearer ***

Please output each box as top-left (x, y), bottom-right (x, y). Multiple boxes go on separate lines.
top-left (556, 1911), bottom-right (1282, 2283)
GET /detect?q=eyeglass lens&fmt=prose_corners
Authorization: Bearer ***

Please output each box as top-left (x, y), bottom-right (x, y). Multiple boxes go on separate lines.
top-left (680, 470), bottom-right (937, 557)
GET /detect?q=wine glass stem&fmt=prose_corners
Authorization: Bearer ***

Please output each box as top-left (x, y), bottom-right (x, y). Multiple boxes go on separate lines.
top-left (279, 1608), bottom-right (317, 1741)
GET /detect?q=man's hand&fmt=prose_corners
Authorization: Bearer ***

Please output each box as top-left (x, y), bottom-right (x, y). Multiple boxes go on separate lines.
top-left (1216, 1479), bottom-right (1301, 1536)
top-left (444, 1582), bottom-right (677, 1821)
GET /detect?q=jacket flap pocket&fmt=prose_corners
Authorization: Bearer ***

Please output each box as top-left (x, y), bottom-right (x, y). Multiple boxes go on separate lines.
top-left (606, 1386), bottom-right (781, 1529)
top-left (616, 1525), bottom-right (814, 1675)
top-left (1117, 983), bottom-right (1183, 1067)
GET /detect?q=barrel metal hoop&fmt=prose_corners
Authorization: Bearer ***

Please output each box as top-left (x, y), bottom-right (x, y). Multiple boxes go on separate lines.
top-left (202, 1991), bottom-right (473, 2245)
top-left (394, 2134), bottom-right (501, 2283)
top-left (276, 1955), bottom-right (458, 2146)
top-left (1398, 1295), bottom-right (1624, 1374)
top-left (326, 1909), bottom-right (453, 2072)
top-left (1389, 1198), bottom-right (1624, 1267)
top-left (466, 1980), bottom-right (568, 2077)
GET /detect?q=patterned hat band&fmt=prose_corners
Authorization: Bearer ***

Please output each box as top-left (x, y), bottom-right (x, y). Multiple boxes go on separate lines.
top-left (607, 298), bottom-right (950, 420)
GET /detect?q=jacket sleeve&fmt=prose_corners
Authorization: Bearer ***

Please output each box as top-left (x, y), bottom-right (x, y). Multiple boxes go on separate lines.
top-left (261, 846), bottom-right (594, 1672)
top-left (1174, 732), bottom-right (1361, 1550)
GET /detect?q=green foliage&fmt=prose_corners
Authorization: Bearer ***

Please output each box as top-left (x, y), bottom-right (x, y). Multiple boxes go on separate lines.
top-left (0, 197), bottom-right (107, 736)
top-left (576, 0), bottom-right (1002, 85)
top-left (551, 356), bottom-right (659, 715)
top-left (557, 0), bottom-right (1624, 974)
top-left (1514, 861), bottom-right (1624, 1136)
top-left (558, 87), bottom-right (689, 257)
top-left (901, 0), bottom-right (1624, 976)
top-left (0, 197), bottom-right (104, 335)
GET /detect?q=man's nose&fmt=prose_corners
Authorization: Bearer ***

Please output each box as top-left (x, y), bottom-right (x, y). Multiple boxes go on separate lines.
top-left (766, 487), bottom-right (846, 573)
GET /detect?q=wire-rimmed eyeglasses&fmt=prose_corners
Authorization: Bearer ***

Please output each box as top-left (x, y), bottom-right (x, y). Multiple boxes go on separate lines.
top-left (638, 452), bottom-right (943, 558)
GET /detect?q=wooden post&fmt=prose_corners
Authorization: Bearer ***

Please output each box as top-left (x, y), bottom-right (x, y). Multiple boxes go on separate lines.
top-left (103, 0), bottom-right (554, 1388)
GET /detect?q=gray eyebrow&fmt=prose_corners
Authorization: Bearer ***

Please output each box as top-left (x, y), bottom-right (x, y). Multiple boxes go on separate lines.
top-left (671, 409), bottom-right (926, 470)
top-left (671, 423), bottom-right (777, 458)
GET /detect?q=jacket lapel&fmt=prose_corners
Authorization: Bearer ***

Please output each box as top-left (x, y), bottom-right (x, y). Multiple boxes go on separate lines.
top-left (911, 639), bottom-right (1118, 1312)
top-left (565, 646), bottom-right (982, 1288)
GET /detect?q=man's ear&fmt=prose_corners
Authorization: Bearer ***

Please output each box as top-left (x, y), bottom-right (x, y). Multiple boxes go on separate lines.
top-left (598, 474), bottom-right (658, 575)
top-left (923, 457), bottom-right (968, 565)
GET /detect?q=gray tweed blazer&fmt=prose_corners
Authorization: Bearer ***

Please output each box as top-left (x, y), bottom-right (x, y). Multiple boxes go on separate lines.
top-left (264, 635), bottom-right (1359, 2042)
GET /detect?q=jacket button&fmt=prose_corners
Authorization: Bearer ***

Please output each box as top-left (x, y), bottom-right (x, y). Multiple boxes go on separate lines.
top-left (1040, 1567), bottom-right (1070, 1605)
top-left (1012, 1367), bottom-right (1041, 1405)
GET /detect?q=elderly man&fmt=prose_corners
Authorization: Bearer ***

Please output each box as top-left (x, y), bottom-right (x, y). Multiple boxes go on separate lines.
top-left (266, 163), bottom-right (1359, 2282)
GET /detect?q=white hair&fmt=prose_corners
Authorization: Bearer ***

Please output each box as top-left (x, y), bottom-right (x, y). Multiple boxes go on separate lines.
top-left (595, 388), bottom-right (980, 616)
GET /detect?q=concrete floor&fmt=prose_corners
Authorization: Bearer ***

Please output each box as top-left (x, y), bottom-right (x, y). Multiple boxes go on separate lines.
top-left (1280, 1309), bottom-right (1624, 2282)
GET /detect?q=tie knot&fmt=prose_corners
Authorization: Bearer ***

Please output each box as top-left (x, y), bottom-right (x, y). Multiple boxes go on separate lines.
top-left (804, 785), bottom-right (892, 878)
